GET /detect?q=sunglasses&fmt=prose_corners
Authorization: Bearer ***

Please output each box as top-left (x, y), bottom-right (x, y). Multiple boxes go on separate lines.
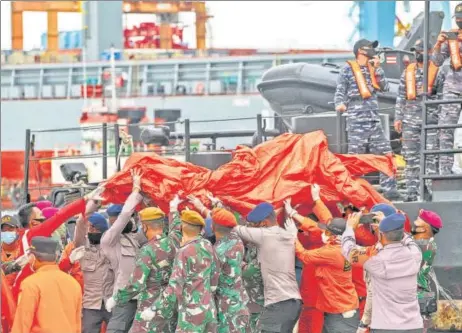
top-left (33, 218), bottom-right (46, 223)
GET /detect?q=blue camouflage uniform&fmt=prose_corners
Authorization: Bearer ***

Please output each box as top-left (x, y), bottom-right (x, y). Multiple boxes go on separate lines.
top-left (432, 38), bottom-right (462, 174)
top-left (395, 65), bottom-right (445, 200)
top-left (334, 63), bottom-right (398, 194)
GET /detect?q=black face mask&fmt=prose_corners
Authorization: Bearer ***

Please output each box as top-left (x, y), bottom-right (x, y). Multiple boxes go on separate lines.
top-left (88, 232), bottom-right (102, 245)
top-left (457, 21), bottom-right (462, 29)
top-left (415, 53), bottom-right (424, 63)
top-left (363, 48), bottom-right (376, 58)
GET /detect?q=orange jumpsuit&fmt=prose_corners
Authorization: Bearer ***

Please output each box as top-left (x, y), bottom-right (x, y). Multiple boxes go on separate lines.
top-left (297, 200), bottom-right (331, 333)
top-left (58, 242), bottom-right (84, 290)
top-left (352, 225), bottom-right (378, 317)
top-left (11, 264), bottom-right (82, 333)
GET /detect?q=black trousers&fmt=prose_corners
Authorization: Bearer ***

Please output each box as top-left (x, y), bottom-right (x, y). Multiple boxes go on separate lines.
top-left (260, 299), bottom-right (302, 333)
top-left (322, 311), bottom-right (360, 333)
top-left (82, 307), bottom-right (112, 333)
top-left (106, 300), bottom-right (138, 333)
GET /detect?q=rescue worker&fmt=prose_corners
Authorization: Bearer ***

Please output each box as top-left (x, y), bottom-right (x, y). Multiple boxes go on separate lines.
top-left (287, 208), bottom-right (360, 332)
top-left (211, 207), bottom-right (250, 332)
top-left (11, 236), bottom-right (82, 333)
top-left (411, 210), bottom-right (443, 332)
top-left (141, 209), bottom-right (220, 333)
top-left (432, 3), bottom-right (462, 175)
top-left (102, 169), bottom-right (144, 333)
top-left (74, 208), bottom-right (114, 333)
top-left (234, 202), bottom-right (302, 333)
top-left (110, 196), bottom-right (183, 333)
top-left (395, 38), bottom-right (445, 201)
top-left (12, 190), bottom-right (97, 300)
top-left (342, 213), bottom-right (423, 333)
top-left (334, 39), bottom-right (401, 200)
top-left (1, 268), bottom-right (16, 333)
top-left (284, 184), bottom-right (330, 333)
top-left (58, 240), bottom-right (85, 290)
top-left (1, 215), bottom-right (21, 264)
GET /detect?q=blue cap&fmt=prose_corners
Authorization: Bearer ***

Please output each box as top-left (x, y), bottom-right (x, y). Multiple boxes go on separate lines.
top-left (379, 213), bottom-right (406, 232)
top-left (246, 202), bottom-right (274, 224)
top-left (371, 203), bottom-right (396, 217)
top-left (88, 213), bottom-right (109, 233)
top-left (106, 204), bottom-right (123, 217)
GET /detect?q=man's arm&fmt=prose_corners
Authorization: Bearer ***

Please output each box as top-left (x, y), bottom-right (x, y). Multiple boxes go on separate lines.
top-left (295, 240), bottom-right (337, 266)
top-left (114, 247), bottom-right (152, 305)
top-left (210, 247), bottom-right (220, 293)
top-left (402, 233), bottom-right (422, 265)
top-left (233, 225), bottom-right (264, 246)
top-left (334, 66), bottom-right (349, 108)
top-left (395, 71), bottom-right (406, 123)
top-left (375, 66), bottom-right (389, 92)
top-left (432, 41), bottom-right (449, 67)
top-left (73, 215), bottom-right (88, 248)
top-left (11, 281), bottom-right (38, 333)
top-left (28, 199), bottom-right (86, 240)
top-left (341, 226), bottom-right (377, 267)
top-left (101, 191), bottom-right (143, 248)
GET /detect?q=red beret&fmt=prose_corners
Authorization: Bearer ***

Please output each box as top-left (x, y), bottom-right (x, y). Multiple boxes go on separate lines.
top-left (419, 209), bottom-right (443, 229)
top-left (211, 208), bottom-right (237, 228)
top-left (42, 207), bottom-right (59, 220)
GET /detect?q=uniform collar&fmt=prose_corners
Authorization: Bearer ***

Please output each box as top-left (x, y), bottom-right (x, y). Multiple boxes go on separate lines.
top-left (36, 264), bottom-right (59, 272)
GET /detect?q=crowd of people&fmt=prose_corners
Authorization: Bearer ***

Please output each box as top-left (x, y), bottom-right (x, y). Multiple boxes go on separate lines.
top-left (335, 3), bottom-right (462, 202)
top-left (1, 168), bottom-right (444, 333)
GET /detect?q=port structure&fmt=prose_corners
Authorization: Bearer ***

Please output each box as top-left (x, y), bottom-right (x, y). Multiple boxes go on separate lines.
top-left (11, 1), bottom-right (209, 53)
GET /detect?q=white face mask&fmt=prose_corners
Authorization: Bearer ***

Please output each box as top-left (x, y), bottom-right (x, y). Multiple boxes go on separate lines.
top-left (321, 232), bottom-right (330, 244)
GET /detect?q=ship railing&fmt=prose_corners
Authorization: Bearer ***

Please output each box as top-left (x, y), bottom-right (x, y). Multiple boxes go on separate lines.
top-left (21, 115), bottom-right (286, 205)
top-left (418, 0), bottom-right (462, 201)
top-left (419, 97), bottom-right (462, 200)
top-left (21, 111), bottom-right (413, 207)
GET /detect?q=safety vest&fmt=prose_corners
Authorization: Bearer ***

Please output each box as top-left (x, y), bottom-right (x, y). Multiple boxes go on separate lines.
top-left (347, 60), bottom-right (381, 99)
top-left (405, 62), bottom-right (439, 100)
top-left (447, 30), bottom-right (461, 71)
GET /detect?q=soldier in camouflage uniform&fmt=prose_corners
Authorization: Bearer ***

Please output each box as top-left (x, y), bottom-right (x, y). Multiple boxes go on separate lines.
top-left (394, 39), bottom-right (445, 201)
top-left (210, 208), bottom-right (250, 333)
top-left (410, 209), bottom-right (443, 332)
top-left (242, 243), bottom-right (264, 333)
top-left (432, 4), bottom-right (462, 175)
top-left (335, 39), bottom-right (401, 200)
top-left (112, 196), bottom-right (183, 333)
top-left (141, 209), bottom-right (220, 333)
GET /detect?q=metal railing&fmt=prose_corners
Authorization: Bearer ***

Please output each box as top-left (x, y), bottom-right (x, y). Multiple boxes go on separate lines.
top-left (419, 0), bottom-right (462, 200)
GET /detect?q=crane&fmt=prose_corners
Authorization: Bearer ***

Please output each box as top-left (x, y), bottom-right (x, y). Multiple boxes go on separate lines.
top-left (10, 1), bottom-right (209, 52)
top-left (348, 0), bottom-right (452, 47)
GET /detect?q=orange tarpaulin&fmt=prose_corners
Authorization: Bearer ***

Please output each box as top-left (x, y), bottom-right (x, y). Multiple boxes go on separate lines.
top-left (103, 131), bottom-right (394, 216)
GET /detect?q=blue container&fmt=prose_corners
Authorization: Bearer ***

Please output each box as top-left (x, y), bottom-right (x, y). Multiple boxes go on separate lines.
top-left (59, 31), bottom-right (69, 49)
